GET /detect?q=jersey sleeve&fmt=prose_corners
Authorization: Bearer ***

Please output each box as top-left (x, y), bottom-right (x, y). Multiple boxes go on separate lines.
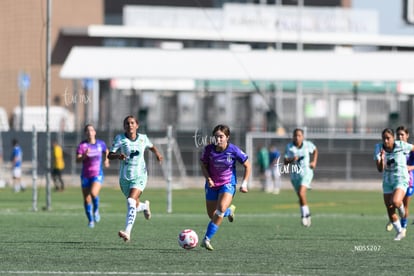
top-left (76, 142), bottom-right (86, 155)
top-left (373, 143), bottom-right (382, 161)
top-left (235, 145), bottom-right (248, 164)
top-left (306, 141), bottom-right (316, 153)
top-left (110, 135), bottom-right (122, 153)
top-left (200, 145), bottom-right (210, 164)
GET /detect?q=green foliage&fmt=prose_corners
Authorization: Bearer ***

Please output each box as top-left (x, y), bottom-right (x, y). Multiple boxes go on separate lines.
top-left (0, 187), bottom-right (410, 275)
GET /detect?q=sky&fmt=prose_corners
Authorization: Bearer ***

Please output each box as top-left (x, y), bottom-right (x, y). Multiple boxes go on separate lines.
top-left (353, 0), bottom-right (414, 35)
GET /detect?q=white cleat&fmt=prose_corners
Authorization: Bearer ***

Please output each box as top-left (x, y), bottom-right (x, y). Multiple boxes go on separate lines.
top-left (394, 230), bottom-right (406, 241)
top-left (301, 215), bottom-right (311, 227)
top-left (143, 200), bottom-right (151, 220)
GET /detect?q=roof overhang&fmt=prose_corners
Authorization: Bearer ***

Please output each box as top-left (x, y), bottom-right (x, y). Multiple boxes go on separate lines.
top-left (60, 46), bottom-right (414, 82)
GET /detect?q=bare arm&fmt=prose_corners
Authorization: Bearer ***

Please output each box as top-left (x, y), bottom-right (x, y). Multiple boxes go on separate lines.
top-left (310, 148), bottom-right (318, 169)
top-left (239, 159), bottom-right (251, 193)
top-left (200, 161), bottom-right (214, 188)
top-left (76, 148), bottom-right (89, 163)
top-left (149, 146), bottom-right (163, 163)
top-left (376, 149), bottom-right (385, 173)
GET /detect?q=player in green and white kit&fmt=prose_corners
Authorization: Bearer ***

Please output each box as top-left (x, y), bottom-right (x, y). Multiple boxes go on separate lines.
top-left (108, 115), bottom-right (163, 242)
top-left (284, 128), bottom-right (318, 227)
top-left (374, 128), bottom-right (414, 241)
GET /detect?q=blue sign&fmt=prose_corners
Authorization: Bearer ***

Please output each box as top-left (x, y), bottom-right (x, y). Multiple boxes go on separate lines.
top-left (18, 72), bottom-right (31, 91)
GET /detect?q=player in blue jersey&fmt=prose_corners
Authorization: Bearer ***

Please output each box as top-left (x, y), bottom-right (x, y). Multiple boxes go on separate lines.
top-left (199, 124), bottom-right (251, 251)
top-left (384, 126), bottom-right (414, 236)
top-left (11, 138), bottom-right (25, 192)
top-left (76, 124), bottom-right (110, 228)
top-left (284, 128), bottom-right (318, 227)
top-left (108, 115), bottom-right (163, 242)
top-left (374, 128), bottom-right (414, 240)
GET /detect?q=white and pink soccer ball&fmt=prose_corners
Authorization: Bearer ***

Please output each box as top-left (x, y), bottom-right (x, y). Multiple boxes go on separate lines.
top-left (178, 229), bottom-right (198, 250)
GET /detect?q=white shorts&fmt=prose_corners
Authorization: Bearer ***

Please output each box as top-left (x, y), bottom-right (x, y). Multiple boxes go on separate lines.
top-left (12, 167), bottom-right (22, 178)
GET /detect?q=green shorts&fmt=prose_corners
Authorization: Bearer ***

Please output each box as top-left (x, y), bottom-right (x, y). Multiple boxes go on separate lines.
top-left (382, 181), bottom-right (408, 194)
top-left (290, 172), bottom-right (314, 193)
top-left (119, 175), bottom-right (148, 197)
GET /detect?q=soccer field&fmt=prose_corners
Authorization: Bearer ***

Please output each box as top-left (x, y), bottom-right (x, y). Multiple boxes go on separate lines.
top-left (0, 187), bottom-right (412, 276)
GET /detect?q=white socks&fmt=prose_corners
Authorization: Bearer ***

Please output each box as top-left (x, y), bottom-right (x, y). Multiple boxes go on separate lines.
top-left (125, 198), bottom-right (137, 233)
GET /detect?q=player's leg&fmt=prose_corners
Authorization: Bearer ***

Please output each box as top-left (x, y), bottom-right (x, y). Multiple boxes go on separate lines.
top-left (201, 184), bottom-right (218, 250)
top-left (384, 191), bottom-right (404, 240)
top-left (297, 185), bottom-right (311, 227)
top-left (81, 180), bottom-right (94, 228)
top-left (90, 178), bottom-right (102, 223)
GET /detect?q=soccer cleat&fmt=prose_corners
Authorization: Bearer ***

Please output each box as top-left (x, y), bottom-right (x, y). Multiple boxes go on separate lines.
top-left (88, 221), bottom-right (95, 228)
top-left (386, 222), bottom-right (393, 232)
top-left (394, 230), bottom-right (406, 241)
top-left (118, 230), bottom-right (130, 242)
top-left (94, 211), bottom-right (101, 223)
top-left (143, 200), bottom-right (151, 220)
top-left (201, 238), bottom-right (214, 251)
top-left (228, 205), bottom-right (236, 223)
top-left (301, 215), bottom-right (311, 227)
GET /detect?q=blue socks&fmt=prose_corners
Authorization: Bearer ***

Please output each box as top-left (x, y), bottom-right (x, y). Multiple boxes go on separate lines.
top-left (84, 203), bottom-right (93, 223)
top-left (205, 221), bottom-right (219, 240)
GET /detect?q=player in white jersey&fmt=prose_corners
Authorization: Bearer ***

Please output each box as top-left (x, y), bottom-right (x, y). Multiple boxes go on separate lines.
top-left (108, 115), bottom-right (163, 242)
top-left (374, 128), bottom-right (414, 241)
top-left (284, 128), bottom-right (318, 227)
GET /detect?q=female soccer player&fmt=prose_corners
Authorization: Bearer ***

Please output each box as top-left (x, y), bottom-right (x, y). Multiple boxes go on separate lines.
top-left (76, 124), bottom-right (110, 228)
top-left (374, 128), bottom-right (414, 240)
top-left (200, 124), bottom-right (251, 251)
top-left (284, 128), bottom-right (318, 227)
top-left (384, 126), bottom-right (414, 237)
top-left (108, 115), bottom-right (163, 242)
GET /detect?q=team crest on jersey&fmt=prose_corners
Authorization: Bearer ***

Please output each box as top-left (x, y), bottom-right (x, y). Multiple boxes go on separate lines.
top-left (226, 153), bottom-right (233, 163)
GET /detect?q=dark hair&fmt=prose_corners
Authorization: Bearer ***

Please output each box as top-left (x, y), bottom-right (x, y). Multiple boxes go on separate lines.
top-left (12, 138), bottom-right (18, 146)
top-left (382, 128), bottom-right (394, 137)
top-left (396, 125), bottom-right (409, 135)
top-left (293, 128), bottom-right (304, 136)
top-left (83, 124), bottom-right (94, 132)
top-left (123, 115), bottom-right (139, 128)
top-left (212, 124), bottom-right (230, 137)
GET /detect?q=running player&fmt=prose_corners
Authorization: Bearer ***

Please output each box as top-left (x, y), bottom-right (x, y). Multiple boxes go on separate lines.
top-left (284, 128), bottom-right (318, 227)
top-left (108, 115), bottom-right (163, 242)
top-left (374, 128), bottom-right (414, 240)
top-left (76, 124), bottom-right (110, 228)
top-left (385, 126), bottom-right (414, 235)
top-left (199, 124), bottom-right (251, 251)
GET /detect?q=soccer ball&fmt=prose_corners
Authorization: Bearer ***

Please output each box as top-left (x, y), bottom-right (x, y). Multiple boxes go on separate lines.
top-left (178, 229), bottom-right (198, 250)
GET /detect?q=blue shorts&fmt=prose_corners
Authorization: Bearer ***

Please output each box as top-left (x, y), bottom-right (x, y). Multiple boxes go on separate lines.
top-left (205, 183), bottom-right (235, 201)
top-left (407, 186), bottom-right (414, 197)
top-left (81, 175), bottom-right (103, 188)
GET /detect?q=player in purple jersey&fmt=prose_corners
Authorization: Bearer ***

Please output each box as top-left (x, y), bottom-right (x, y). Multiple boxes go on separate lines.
top-left (199, 124), bottom-right (251, 251)
top-left (385, 126), bottom-right (414, 235)
top-left (76, 124), bottom-right (110, 228)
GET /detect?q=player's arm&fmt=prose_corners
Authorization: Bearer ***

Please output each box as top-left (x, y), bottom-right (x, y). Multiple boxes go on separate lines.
top-left (310, 148), bottom-right (318, 169)
top-left (239, 159), bottom-right (251, 193)
top-left (200, 161), bottom-right (214, 188)
top-left (103, 149), bottom-right (110, 168)
top-left (149, 145), bottom-right (163, 163)
top-left (375, 149), bottom-right (385, 172)
top-left (76, 147), bottom-right (89, 163)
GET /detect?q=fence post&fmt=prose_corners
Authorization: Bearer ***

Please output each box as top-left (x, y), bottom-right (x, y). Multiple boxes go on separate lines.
top-left (32, 126), bottom-right (38, 211)
top-left (166, 125), bottom-right (173, 213)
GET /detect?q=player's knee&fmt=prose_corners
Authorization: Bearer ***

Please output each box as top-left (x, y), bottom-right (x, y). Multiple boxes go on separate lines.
top-left (215, 209), bottom-right (225, 217)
